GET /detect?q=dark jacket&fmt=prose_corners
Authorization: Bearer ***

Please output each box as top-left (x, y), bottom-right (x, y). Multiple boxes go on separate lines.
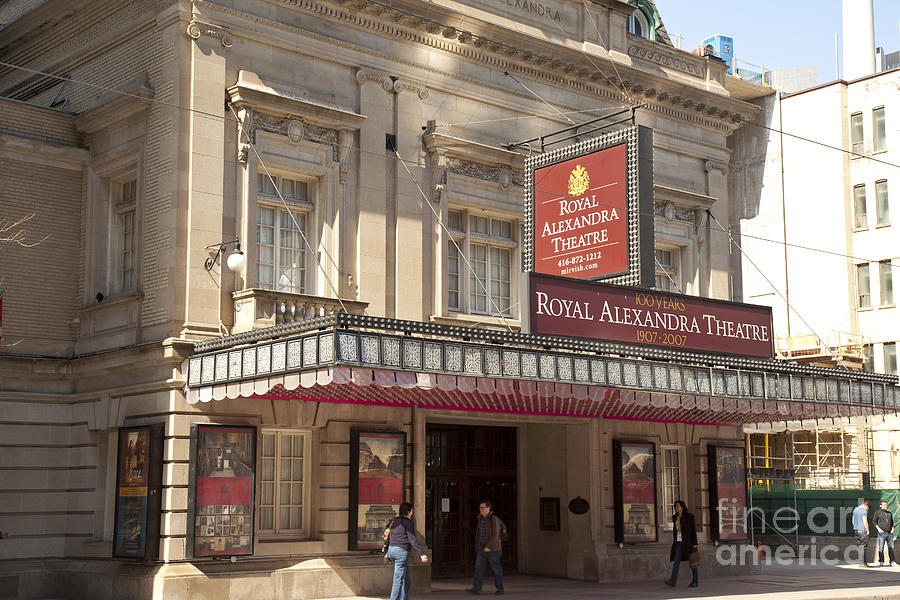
top-left (476, 513), bottom-right (502, 552)
top-left (388, 516), bottom-right (425, 555)
top-left (669, 512), bottom-right (698, 562)
top-left (873, 509), bottom-right (895, 533)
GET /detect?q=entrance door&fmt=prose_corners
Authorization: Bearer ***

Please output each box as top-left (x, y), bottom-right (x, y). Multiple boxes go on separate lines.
top-left (425, 425), bottom-right (517, 578)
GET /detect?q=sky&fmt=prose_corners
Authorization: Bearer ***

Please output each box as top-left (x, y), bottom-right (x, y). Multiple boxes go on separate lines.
top-left (653, 0), bottom-right (900, 83)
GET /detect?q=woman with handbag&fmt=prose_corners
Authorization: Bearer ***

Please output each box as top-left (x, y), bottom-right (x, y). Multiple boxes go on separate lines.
top-left (665, 500), bottom-right (699, 588)
top-left (384, 502), bottom-right (429, 600)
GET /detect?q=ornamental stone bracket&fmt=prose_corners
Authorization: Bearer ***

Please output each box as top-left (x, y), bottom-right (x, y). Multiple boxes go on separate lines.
top-left (704, 160), bottom-right (729, 176)
top-left (186, 19), bottom-right (233, 47)
top-left (423, 131), bottom-right (525, 194)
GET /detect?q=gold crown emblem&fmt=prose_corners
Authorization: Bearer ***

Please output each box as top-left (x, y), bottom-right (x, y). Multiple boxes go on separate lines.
top-left (568, 164), bottom-right (590, 197)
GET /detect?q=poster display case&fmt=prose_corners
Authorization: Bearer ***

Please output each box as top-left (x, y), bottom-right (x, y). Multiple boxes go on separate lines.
top-left (612, 440), bottom-right (658, 544)
top-left (187, 425), bottom-right (257, 558)
top-left (348, 430), bottom-right (406, 551)
top-left (708, 445), bottom-right (749, 542)
top-left (112, 423), bottom-right (164, 559)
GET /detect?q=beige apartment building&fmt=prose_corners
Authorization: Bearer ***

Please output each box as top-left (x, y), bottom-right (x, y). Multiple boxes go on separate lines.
top-left (1, 0), bottom-right (897, 598)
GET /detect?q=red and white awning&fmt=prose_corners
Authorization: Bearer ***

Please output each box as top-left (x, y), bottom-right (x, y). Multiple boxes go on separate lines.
top-left (185, 366), bottom-right (887, 426)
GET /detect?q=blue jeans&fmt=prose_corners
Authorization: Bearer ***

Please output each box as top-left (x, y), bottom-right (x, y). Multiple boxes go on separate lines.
top-left (670, 543), bottom-right (698, 584)
top-left (388, 546), bottom-right (411, 600)
top-left (473, 549), bottom-right (503, 593)
top-left (877, 532), bottom-right (895, 564)
top-left (855, 530), bottom-right (870, 564)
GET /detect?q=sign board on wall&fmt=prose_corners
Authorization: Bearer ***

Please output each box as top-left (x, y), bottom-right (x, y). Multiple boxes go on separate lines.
top-left (530, 273), bottom-right (775, 358)
top-left (524, 125), bottom-right (654, 287)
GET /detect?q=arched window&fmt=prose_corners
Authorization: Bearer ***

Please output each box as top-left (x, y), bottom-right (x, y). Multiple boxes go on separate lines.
top-left (626, 8), bottom-right (650, 39)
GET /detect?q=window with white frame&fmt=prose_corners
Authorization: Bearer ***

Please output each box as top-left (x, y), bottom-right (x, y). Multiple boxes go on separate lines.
top-left (119, 179), bottom-right (137, 292)
top-left (446, 210), bottom-right (516, 317)
top-left (885, 342), bottom-right (898, 375)
top-left (654, 248), bottom-right (680, 292)
top-left (661, 446), bottom-right (684, 526)
top-left (863, 344), bottom-right (874, 372)
top-left (873, 107), bottom-right (886, 153)
top-left (851, 112), bottom-right (864, 154)
top-left (626, 9), bottom-right (650, 38)
top-left (876, 180), bottom-right (890, 226)
top-left (258, 430), bottom-right (307, 536)
top-left (880, 260), bottom-right (893, 306)
top-left (256, 173), bottom-right (311, 293)
top-left (853, 184), bottom-right (867, 229)
top-left (858, 263), bottom-right (871, 308)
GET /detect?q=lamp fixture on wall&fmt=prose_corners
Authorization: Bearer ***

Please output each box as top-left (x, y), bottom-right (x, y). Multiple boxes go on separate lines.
top-left (204, 238), bottom-right (246, 274)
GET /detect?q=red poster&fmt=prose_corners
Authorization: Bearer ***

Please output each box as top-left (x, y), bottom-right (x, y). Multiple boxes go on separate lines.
top-left (533, 143), bottom-right (628, 280)
top-left (531, 273), bottom-right (775, 358)
top-left (191, 426), bottom-right (256, 557)
top-left (351, 431), bottom-right (406, 550)
top-left (714, 447), bottom-right (748, 540)
top-left (620, 442), bottom-right (656, 542)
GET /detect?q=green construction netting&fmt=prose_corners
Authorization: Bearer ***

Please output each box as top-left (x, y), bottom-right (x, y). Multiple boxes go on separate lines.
top-left (749, 486), bottom-right (900, 537)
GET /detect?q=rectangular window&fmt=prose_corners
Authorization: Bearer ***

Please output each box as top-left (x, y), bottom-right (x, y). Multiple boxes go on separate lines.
top-left (654, 248), bottom-right (680, 292)
top-left (858, 263), bottom-right (871, 308)
top-left (258, 430), bottom-right (306, 536)
top-left (448, 243), bottom-right (460, 310)
top-left (662, 447), bottom-right (683, 525)
top-left (256, 174), bottom-right (309, 293)
top-left (448, 211), bottom-right (516, 317)
top-left (851, 112), bottom-right (864, 154)
top-left (854, 185), bottom-right (867, 229)
top-left (880, 260), bottom-right (894, 305)
top-left (876, 180), bottom-right (890, 225)
top-left (873, 107), bottom-right (886, 153)
top-left (863, 344), bottom-right (874, 372)
top-left (885, 342), bottom-right (898, 375)
top-left (119, 179), bottom-right (137, 292)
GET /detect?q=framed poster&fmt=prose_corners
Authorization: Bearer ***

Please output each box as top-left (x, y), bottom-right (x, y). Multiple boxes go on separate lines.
top-left (540, 497), bottom-right (561, 531)
top-left (708, 445), bottom-right (748, 542)
top-left (349, 430), bottom-right (406, 551)
top-left (612, 440), bottom-right (657, 543)
top-left (112, 423), bottom-right (164, 559)
top-left (186, 425), bottom-right (256, 558)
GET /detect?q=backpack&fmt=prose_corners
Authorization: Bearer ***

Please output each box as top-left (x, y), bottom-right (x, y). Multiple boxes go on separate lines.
top-left (494, 515), bottom-right (509, 543)
top-left (381, 518), bottom-right (395, 561)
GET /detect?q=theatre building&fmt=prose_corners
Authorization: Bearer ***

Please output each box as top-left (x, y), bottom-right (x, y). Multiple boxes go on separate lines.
top-left (0, 0), bottom-right (898, 598)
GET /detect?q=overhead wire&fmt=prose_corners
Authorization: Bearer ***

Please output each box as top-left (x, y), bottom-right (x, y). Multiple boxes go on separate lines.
top-left (705, 210), bottom-right (851, 371)
top-left (1, 61), bottom-right (898, 274)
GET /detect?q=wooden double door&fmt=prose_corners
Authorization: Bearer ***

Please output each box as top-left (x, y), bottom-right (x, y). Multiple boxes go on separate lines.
top-left (424, 425), bottom-right (517, 578)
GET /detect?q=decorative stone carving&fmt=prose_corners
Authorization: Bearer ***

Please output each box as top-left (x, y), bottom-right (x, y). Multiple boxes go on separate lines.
top-left (253, 111), bottom-right (343, 165)
top-left (287, 120), bottom-right (304, 143)
top-left (187, 20), bottom-right (233, 47)
top-left (445, 157), bottom-right (524, 188)
top-left (628, 44), bottom-right (702, 76)
top-left (704, 160), bottom-right (728, 175)
top-left (393, 79), bottom-right (429, 100)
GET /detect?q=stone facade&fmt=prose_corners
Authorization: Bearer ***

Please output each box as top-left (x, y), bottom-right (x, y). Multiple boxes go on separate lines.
top-left (0, 0), bottom-right (811, 598)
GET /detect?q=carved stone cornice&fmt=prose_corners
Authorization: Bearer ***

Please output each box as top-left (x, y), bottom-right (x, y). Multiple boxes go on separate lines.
top-left (196, 0), bottom-right (761, 134)
top-left (186, 19), bottom-right (233, 47)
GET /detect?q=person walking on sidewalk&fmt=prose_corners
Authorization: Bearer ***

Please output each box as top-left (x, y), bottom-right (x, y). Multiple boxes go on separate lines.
top-left (467, 500), bottom-right (504, 595)
top-left (665, 500), bottom-right (699, 588)
top-left (873, 499), bottom-right (897, 567)
top-left (385, 502), bottom-right (429, 600)
top-left (852, 500), bottom-right (871, 567)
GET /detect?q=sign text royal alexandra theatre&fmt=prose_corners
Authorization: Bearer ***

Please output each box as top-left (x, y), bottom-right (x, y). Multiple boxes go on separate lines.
top-left (530, 274), bottom-right (775, 358)
top-left (533, 143), bottom-right (628, 279)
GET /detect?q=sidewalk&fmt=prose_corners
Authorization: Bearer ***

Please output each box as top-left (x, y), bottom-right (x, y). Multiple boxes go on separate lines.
top-left (345, 561), bottom-right (900, 600)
